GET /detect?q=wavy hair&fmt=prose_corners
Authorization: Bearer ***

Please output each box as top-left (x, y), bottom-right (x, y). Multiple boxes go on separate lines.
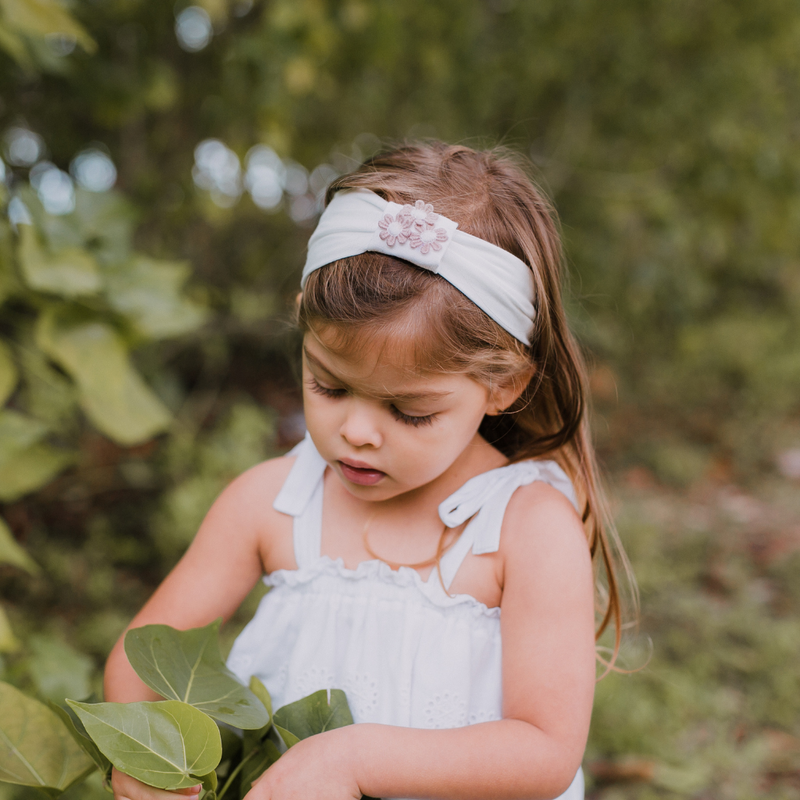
top-left (298, 141), bottom-right (636, 669)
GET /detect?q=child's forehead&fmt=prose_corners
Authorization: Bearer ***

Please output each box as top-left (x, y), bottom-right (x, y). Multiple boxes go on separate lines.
top-left (303, 326), bottom-right (458, 394)
top-left (305, 326), bottom-right (423, 374)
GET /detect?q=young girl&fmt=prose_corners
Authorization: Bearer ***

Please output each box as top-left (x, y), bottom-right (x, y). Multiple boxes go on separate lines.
top-left (105, 142), bottom-right (629, 800)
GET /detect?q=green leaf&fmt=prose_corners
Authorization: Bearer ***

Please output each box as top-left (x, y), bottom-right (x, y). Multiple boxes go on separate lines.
top-left (200, 770), bottom-right (218, 792)
top-left (0, 340), bottom-right (17, 405)
top-left (0, 439), bottom-right (73, 502)
top-left (35, 309), bottom-right (172, 446)
top-left (237, 738), bottom-right (281, 800)
top-left (0, 606), bottom-right (20, 654)
top-left (0, 516), bottom-right (39, 574)
top-left (0, 0), bottom-right (96, 53)
top-left (0, 681), bottom-right (95, 793)
top-left (28, 633), bottom-right (93, 702)
top-left (18, 345), bottom-right (78, 425)
top-left (17, 224), bottom-right (102, 297)
top-left (0, 22), bottom-right (31, 68)
top-left (0, 222), bottom-right (20, 305)
top-left (66, 699), bottom-right (222, 791)
top-left (0, 411), bottom-right (72, 500)
top-left (273, 690), bottom-right (354, 743)
top-left (273, 725), bottom-right (299, 749)
top-left (240, 676), bottom-right (274, 762)
top-left (105, 257), bottom-right (207, 339)
top-left (124, 621), bottom-right (270, 730)
top-left (248, 676), bottom-right (273, 727)
top-left (48, 701), bottom-right (113, 780)
top-left (0, 408), bottom-right (49, 456)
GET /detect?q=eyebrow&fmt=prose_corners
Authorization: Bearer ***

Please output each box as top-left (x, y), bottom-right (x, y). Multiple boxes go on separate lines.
top-left (303, 346), bottom-right (453, 403)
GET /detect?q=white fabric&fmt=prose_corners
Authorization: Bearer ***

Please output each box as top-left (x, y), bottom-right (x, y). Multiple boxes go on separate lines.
top-left (227, 434), bottom-right (584, 800)
top-left (301, 188), bottom-right (537, 345)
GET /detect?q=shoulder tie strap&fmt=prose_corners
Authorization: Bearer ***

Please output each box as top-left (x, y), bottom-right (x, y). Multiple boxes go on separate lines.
top-left (273, 432), bottom-right (327, 517)
top-left (438, 460), bottom-right (579, 556)
top-left (272, 433), bottom-right (328, 569)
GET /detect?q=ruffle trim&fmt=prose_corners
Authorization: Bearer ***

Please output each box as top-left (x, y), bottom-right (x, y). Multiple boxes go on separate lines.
top-left (264, 556), bottom-right (501, 620)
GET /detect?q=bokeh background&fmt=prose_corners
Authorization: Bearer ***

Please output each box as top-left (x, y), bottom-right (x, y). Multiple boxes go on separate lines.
top-left (1, 1), bottom-right (799, 798)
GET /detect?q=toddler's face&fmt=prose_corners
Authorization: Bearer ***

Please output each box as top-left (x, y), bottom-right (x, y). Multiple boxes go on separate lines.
top-left (301, 328), bottom-right (496, 502)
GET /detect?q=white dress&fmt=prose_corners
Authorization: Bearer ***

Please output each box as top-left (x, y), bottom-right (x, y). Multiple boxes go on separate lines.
top-left (227, 434), bottom-right (585, 800)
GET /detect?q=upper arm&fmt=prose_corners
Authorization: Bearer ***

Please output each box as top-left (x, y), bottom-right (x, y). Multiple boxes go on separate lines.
top-left (499, 481), bottom-right (596, 768)
top-left (105, 455), bottom-right (296, 701)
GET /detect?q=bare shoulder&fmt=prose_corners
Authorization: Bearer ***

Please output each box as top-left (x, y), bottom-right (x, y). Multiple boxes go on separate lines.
top-left (206, 453), bottom-right (297, 525)
top-left (189, 453), bottom-right (298, 565)
top-left (230, 451), bottom-right (297, 492)
top-left (501, 479), bottom-right (588, 553)
top-left (498, 478), bottom-right (593, 594)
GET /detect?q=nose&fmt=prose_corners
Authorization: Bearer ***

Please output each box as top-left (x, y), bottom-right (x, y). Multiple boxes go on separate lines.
top-left (339, 398), bottom-right (383, 449)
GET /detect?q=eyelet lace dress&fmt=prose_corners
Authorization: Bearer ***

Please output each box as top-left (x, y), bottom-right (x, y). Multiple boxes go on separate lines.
top-left (227, 434), bottom-right (585, 800)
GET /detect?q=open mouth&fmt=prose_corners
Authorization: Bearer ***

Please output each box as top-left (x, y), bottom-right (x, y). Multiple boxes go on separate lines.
top-left (338, 460), bottom-right (386, 486)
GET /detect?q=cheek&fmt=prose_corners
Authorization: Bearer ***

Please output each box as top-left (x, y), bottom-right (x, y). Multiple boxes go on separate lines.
top-left (302, 391), bottom-right (335, 435)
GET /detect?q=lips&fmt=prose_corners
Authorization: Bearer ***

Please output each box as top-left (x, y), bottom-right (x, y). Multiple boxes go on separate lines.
top-left (338, 459), bottom-right (386, 486)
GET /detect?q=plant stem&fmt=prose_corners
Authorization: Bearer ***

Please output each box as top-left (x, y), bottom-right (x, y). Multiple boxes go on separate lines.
top-left (216, 748), bottom-right (258, 800)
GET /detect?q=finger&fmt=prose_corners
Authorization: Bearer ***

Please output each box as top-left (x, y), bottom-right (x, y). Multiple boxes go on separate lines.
top-left (112, 769), bottom-right (201, 800)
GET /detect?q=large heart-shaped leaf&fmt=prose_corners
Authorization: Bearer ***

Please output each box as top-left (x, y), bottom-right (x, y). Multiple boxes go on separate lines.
top-left (17, 224), bottom-right (102, 297)
top-left (273, 689), bottom-right (353, 742)
top-left (124, 621), bottom-right (270, 730)
top-left (105, 256), bottom-right (207, 339)
top-left (0, 412), bottom-right (71, 502)
top-left (67, 699), bottom-right (221, 790)
top-left (0, 681), bottom-right (95, 795)
top-left (0, 440), bottom-right (74, 502)
top-left (28, 633), bottom-right (93, 702)
top-left (35, 309), bottom-right (171, 446)
top-left (48, 701), bottom-right (112, 780)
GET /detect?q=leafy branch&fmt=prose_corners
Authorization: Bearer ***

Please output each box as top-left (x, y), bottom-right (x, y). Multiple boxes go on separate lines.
top-left (0, 621), bottom-right (366, 799)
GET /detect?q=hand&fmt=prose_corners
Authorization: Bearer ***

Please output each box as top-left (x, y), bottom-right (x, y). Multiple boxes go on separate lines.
top-left (111, 767), bottom-right (201, 800)
top-left (244, 727), bottom-right (362, 800)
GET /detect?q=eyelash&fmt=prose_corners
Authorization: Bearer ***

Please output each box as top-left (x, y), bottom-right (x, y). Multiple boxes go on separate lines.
top-left (306, 378), bottom-right (436, 428)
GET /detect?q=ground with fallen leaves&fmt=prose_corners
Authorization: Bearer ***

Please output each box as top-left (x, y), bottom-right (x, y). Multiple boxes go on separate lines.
top-left (585, 462), bottom-right (800, 799)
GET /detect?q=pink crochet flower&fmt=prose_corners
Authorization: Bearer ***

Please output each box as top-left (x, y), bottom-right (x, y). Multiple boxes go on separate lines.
top-left (400, 200), bottom-right (438, 230)
top-left (377, 212), bottom-right (411, 246)
top-left (409, 225), bottom-right (448, 255)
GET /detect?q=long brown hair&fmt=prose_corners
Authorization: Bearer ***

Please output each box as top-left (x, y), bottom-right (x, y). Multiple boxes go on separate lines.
top-left (298, 141), bottom-right (636, 669)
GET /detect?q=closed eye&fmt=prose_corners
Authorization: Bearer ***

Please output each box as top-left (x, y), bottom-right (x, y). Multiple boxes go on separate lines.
top-left (306, 377), bottom-right (346, 398)
top-left (308, 377), bottom-right (436, 427)
top-left (390, 406), bottom-right (436, 427)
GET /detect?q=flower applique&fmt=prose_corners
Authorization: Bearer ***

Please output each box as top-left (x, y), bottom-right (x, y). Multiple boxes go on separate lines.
top-left (377, 212), bottom-right (412, 246)
top-left (376, 200), bottom-right (451, 255)
top-left (401, 199), bottom-right (438, 230)
top-left (410, 225), bottom-right (449, 254)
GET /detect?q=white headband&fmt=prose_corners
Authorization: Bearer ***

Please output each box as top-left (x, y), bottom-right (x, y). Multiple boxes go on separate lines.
top-left (301, 188), bottom-right (536, 345)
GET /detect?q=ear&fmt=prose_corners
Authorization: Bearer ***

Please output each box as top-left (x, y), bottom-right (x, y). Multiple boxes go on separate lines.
top-left (485, 364), bottom-right (535, 416)
top-left (294, 291), bottom-right (303, 312)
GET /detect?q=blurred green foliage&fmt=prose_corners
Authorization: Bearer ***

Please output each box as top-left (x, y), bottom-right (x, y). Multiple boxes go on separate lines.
top-left (1, 0), bottom-right (799, 797)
